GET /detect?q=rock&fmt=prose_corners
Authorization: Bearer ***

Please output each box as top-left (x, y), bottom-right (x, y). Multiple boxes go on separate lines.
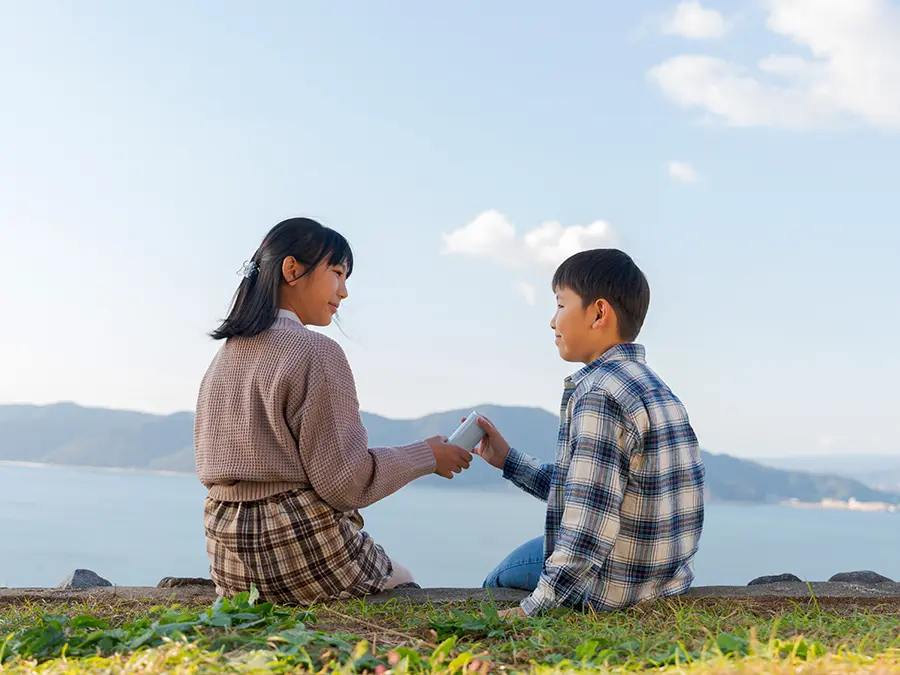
top-left (157, 577), bottom-right (216, 589)
top-left (747, 573), bottom-right (803, 586)
top-left (829, 570), bottom-right (894, 585)
top-left (57, 569), bottom-right (112, 589)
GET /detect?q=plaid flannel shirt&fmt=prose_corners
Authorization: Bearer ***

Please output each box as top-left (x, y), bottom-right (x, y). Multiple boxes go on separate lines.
top-left (503, 343), bottom-right (705, 616)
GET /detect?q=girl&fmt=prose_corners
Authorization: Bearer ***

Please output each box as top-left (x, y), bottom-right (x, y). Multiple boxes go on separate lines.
top-left (195, 217), bottom-right (472, 603)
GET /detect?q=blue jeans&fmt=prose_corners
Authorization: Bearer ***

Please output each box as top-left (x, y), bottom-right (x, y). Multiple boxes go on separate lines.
top-left (482, 537), bottom-right (544, 591)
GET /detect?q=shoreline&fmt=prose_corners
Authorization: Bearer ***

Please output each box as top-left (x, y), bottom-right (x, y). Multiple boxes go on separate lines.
top-left (0, 460), bottom-right (195, 479)
top-left (1, 461), bottom-right (897, 511)
top-left (781, 497), bottom-right (898, 513)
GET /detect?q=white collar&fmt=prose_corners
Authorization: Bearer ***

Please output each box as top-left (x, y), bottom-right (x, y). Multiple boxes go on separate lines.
top-left (277, 309), bottom-right (303, 325)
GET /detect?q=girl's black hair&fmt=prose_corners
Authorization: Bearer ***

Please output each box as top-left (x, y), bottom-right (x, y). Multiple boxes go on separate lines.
top-left (211, 217), bottom-right (354, 340)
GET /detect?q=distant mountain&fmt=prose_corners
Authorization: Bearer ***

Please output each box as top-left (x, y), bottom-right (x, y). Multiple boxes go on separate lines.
top-left (1, 403), bottom-right (897, 504)
top-left (760, 455), bottom-right (900, 495)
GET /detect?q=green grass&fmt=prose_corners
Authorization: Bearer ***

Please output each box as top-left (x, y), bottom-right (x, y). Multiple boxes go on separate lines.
top-left (2, 591), bottom-right (900, 674)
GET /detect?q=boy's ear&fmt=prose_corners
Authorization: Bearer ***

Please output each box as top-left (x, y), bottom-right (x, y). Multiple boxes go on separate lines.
top-left (590, 299), bottom-right (611, 330)
top-left (590, 299), bottom-right (603, 329)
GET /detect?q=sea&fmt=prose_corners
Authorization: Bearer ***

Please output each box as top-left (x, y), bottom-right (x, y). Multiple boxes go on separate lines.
top-left (1, 462), bottom-right (897, 589)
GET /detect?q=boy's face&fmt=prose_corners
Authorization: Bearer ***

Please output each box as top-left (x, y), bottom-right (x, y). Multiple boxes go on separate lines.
top-left (551, 287), bottom-right (618, 364)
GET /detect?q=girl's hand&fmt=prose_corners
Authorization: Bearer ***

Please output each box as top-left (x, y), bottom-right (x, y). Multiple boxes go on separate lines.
top-left (464, 416), bottom-right (511, 470)
top-left (425, 436), bottom-right (473, 479)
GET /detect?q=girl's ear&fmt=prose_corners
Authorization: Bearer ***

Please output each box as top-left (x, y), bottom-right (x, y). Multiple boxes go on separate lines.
top-left (282, 256), bottom-right (301, 285)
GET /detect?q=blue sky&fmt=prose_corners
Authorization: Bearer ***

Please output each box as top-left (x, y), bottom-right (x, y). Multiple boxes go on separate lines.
top-left (1, 0), bottom-right (898, 458)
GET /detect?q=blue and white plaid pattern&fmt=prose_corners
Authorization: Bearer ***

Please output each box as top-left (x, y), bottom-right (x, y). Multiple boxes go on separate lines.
top-left (503, 343), bottom-right (705, 615)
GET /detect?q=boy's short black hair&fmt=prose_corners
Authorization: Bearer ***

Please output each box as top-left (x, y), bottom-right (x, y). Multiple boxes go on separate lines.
top-left (552, 249), bottom-right (650, 342)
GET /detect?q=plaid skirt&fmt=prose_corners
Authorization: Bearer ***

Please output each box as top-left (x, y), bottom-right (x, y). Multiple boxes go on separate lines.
top-left (204, 488), bottom-right (393, 604)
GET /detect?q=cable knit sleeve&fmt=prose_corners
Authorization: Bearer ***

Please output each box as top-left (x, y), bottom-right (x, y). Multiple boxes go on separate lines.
top-left (293, 334), bottom-right (437, 512)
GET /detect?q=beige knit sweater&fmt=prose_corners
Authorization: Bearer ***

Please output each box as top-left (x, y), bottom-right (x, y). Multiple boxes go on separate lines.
top-left (194, 315), bottom-right (436, 507)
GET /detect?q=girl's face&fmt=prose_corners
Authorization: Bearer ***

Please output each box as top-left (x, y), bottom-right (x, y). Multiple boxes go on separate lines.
top-left (281, 258), bottom-right (349, 326)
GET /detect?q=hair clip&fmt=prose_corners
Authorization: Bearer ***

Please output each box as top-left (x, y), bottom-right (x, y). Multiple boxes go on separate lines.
top-left (238, 260), bottom-right (259, 279)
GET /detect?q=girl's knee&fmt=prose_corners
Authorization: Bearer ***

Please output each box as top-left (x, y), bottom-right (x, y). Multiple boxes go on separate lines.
top-left (383, 560), bottom-right (415, 589)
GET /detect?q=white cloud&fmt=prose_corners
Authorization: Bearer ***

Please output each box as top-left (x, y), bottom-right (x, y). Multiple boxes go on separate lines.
top-left (662, 1), bottom-right (729, 39)
top-left (649, 0), bottom-right (900, 130)
top-left (516, 281), bottom-right (537, 306)
top-left (667, 160), bottom-right (699, 183)
top-left (441, 211), bottom-right (617, 269)
top-left (522, 220), bottom-right (616, 267)
top-left (440, 209), bottom-right (517, 264)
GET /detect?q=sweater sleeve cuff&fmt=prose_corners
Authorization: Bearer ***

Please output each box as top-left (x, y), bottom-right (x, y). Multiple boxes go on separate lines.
top-left (402, 440), bottom-right (437, 479)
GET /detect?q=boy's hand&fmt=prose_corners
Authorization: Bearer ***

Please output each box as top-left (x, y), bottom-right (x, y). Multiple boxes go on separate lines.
top-left (496, 607), bottom-right (527, 619)
top-left (426, 436), bottom-right (473, 479)
top-left (461, 416), bottom-right (510, 469)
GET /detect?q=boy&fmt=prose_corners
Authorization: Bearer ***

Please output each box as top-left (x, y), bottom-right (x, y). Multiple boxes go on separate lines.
top-left (475, 249), bottom-right (705, 617)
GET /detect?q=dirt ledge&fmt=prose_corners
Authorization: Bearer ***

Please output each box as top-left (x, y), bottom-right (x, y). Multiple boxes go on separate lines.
top-left (2, 581), bottom-right (900, 608)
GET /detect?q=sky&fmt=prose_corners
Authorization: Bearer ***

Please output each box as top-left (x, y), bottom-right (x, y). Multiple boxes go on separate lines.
top-left (1, 0), bottom-right (899, 459)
